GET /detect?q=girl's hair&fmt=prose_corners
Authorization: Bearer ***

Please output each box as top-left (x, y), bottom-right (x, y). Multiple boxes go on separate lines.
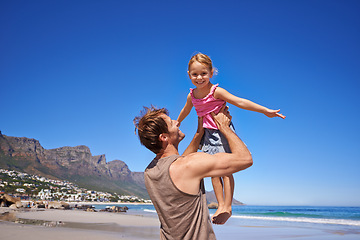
top-left (188, 52), bottom-right (218, 75)
top-left (133, 105), bottom-right (169, 154)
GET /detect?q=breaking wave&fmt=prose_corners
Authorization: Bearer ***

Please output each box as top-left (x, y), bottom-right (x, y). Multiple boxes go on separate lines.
top-left (232, 215), bottom-right (360, 226)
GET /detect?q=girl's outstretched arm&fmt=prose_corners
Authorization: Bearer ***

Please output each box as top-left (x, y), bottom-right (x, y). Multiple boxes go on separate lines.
top-left (214, 87), bottom-right (286, 119)
top-left (177, 93), bottom-right (194, 124)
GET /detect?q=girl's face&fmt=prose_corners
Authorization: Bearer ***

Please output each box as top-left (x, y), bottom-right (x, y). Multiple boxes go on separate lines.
top-left (188, 61), bottom-right (213, 89)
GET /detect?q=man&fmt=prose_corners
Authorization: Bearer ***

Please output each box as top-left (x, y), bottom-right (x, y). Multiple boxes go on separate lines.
top-left (133, 105), bottom-right (252, 240)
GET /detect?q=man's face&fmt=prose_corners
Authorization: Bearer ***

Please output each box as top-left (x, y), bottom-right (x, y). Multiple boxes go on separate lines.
top-left (161, 114), bottom-right (185, 144)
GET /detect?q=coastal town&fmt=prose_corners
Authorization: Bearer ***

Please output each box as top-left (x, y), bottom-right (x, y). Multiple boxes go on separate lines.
top-left (0, 168), bottom-right (151, 204)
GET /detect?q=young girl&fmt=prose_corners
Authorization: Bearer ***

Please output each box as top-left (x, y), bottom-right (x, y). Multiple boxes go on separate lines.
top-left (177, 53), bottom-right (285, 225)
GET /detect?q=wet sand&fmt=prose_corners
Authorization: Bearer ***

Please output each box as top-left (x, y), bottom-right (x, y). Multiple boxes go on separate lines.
top-left (0, 207), bottom-right (160, 240)
top-left (1, 207), bottom-right (359, 240)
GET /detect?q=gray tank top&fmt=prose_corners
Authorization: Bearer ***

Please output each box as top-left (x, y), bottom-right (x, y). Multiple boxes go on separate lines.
top-left (144, 154), bottom-right (216, 240)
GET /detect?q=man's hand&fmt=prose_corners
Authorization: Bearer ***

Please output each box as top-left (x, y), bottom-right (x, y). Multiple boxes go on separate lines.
top-left (211, 105), bottom-right (232, 130)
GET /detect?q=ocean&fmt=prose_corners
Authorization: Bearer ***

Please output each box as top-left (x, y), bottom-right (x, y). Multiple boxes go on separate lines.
top-left (92, 204), bottom-right (360, 239)
top-left (92, 204), bottom-right (360, 226)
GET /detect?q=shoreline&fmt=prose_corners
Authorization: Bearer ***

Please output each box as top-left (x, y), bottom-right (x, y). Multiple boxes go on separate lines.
top-left (1, 206), bottom-right (360, 240)
top-left (1, 207), bottom-right (160, 240)
top-left (67, 201), bottom-right (153, 205)
top-left (20, 200), bottom-right (153, 206)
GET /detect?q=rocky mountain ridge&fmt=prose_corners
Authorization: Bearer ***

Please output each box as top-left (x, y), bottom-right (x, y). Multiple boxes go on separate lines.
top-left (0, 131), bottom-right (148, 198)
top-left (0, 131), bottom-right (244, 205)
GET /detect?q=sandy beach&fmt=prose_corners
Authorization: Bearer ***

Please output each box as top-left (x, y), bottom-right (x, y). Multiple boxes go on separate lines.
top-left (0, 207), bottom-right (160, 240)
top-left (1, 206), bottom-right (359, 240)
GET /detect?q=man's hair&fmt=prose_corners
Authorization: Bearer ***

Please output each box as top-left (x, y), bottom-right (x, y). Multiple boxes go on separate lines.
top-left (133, 106), bottom-right (169, 154)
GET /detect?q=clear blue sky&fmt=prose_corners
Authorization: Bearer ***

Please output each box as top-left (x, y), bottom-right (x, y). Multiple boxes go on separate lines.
top-left (1, 0), bottom-right (359, 206)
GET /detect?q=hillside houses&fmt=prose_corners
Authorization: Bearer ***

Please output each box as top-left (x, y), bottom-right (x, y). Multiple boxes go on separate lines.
top-left (0, 169), bottom-right (149, 203)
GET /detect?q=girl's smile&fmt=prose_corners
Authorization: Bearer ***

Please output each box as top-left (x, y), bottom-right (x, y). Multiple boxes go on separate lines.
top-left (188, 61), bottom-right (214, 89)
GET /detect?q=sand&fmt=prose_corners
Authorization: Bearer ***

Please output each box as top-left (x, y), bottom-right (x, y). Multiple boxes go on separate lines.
top-left (1, 207), bottom-right (359, 240)
top-left (0, 207), bottom-right (160, 240)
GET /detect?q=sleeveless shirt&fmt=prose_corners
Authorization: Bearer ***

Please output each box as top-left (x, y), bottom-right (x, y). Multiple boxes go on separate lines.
top-left (144, 155), bottom-right (216, 240)
top-left (190, 84), bottom-right (226, 130)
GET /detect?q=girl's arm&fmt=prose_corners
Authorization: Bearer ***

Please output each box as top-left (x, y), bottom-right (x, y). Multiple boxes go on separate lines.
top-left (177, 93), bottom-right (194, 124)
top-left (182, 117), bottom-right (204, 156)
top-left (214, 87), bottom-right (286, 119)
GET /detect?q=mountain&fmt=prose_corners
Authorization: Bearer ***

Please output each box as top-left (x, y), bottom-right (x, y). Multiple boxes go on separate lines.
top-left (0, 131), bottom-right (245, 204)
top-left (205, 190), bottom-right (245, 206)
top-left (0, 131), bottom-right (148, 199)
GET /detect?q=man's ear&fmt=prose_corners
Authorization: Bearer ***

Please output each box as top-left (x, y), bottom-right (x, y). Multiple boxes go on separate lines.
top-left (159, 133), bottom-right (168, 143)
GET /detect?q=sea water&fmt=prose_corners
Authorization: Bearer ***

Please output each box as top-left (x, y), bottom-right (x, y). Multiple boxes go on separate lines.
top-left (92, 204), bottom-right (360, 227)
top-left (92, 204), bottom-right (360, 238)
top-left (225, 205), bottom-right (360, 226)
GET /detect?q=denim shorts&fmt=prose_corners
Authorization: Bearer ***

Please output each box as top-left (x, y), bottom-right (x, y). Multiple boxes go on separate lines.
top-left (199, 122), bottom-right (236, 155)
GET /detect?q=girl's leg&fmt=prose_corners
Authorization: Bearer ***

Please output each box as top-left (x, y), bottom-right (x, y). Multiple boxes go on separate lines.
top-left (212, 174), bottom-right (234, 225)
top-left (223, 174), bottom-right (234, 213)
top-left (211, 177), bottom-right (224, 221)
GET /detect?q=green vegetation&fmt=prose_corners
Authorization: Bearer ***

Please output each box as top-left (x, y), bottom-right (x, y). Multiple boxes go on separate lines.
top-left (0, 151), bottom-right (32, 172)
top-left (0, 171), bottom-right (53, 196)
top-left (0, 135), bottom-right (148, 200)
top-left (0, 169), bottom-right (150, 203)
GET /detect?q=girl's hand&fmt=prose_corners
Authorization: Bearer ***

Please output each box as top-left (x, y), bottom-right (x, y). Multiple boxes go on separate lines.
top-left (264, 109), bottom-right (286, 119)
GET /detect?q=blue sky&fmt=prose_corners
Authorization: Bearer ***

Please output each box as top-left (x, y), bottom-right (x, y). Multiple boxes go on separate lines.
top-left (1, 0), bottom-right (359, 206)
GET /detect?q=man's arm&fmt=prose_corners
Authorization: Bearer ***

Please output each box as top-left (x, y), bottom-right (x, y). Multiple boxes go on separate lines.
top-left (189, 106), bottom-right (253, 179)
top-left (170, 106), bottom-right (252, 195)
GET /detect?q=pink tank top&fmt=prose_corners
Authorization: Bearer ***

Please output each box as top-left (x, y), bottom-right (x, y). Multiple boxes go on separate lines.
top-left (190, 84), bottom-right (225, 130)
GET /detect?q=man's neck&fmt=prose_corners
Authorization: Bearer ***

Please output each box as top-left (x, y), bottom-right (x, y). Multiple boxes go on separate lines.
top-left (156, 144), bottom-right (179, 159)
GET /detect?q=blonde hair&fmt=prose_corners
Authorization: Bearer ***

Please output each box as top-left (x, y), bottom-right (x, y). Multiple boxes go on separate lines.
top-left (188, 52), bottom-right (218, 75)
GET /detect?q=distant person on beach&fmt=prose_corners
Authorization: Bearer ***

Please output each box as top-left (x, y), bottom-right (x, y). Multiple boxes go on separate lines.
top-left (177, 52), bottom-right (286, 224)
top-left (134, 105), bottom-right (252, 239)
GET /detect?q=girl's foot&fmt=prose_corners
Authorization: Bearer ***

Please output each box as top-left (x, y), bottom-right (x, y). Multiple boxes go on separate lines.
top-left (211, 207), bottom-right (223, 223)
top-left (212, 206), bottom-right (232, 225)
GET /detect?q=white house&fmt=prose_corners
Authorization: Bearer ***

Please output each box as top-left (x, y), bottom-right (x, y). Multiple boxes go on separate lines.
top-left (37, 189), bottom-right (53, 200)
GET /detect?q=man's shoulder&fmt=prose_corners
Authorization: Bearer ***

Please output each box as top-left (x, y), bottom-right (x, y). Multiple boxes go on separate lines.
top-left (170, 152), bottom-right (210, 191)
top-left (174, 152), bottom-right (208, 167)
top-left (184, 151), bottom-right (208, 159)
top-left (146, 155), bottom-right (180, 171)
top-left (145, 158), bottom-right (157, 172)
